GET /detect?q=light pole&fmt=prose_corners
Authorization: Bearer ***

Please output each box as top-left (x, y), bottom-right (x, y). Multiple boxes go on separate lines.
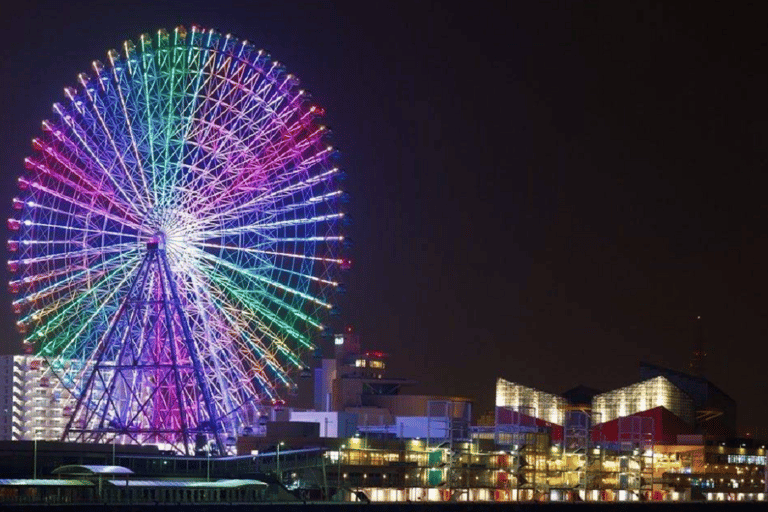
top-left (207, 451), bottom-right (211, 481)
top-left (338, 444), bottom-right (346, 490)
top-left (276, 441), bottom-right (284, 483)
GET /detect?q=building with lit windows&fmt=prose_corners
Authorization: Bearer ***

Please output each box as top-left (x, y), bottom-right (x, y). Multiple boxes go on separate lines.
top-left (308, 330), bottom-right (471, 439)
top-left (0, 351), bottom-right (765, 503)
top-left (490, 363), bottom-right (760, 502)
top-left (0, 355), bottom-right (75, 441)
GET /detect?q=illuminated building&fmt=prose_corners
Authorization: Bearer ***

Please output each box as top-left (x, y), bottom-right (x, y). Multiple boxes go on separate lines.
top-left (0, 356), bottom-right (764, 503)
top-left (0, 356), bottom-right (75, 441)
top-left (495, 379), bottom-right (567, 426)
top-left (592, 376), bottom-right (695, 425)
top-left (490, 363), bottom-right (760, 502)
top-left (640, 362), bottom-right (737, 437)
top-left (310, 331), bottom-right (471, 440)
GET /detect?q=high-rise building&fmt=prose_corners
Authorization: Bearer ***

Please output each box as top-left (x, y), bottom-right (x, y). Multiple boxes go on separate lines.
top-left (0, 355), bottom-right (75, 441)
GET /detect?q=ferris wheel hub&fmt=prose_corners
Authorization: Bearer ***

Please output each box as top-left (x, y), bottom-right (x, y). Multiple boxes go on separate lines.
top-left (146, 232), bottom-right (166, 251)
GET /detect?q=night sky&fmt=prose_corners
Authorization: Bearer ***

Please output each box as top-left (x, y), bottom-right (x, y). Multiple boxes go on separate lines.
top-left (1, 2), bottom-right (767, 432)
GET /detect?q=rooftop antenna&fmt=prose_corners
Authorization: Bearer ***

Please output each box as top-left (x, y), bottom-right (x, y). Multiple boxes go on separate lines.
top-left (689, 315), bottom-right (707, 376)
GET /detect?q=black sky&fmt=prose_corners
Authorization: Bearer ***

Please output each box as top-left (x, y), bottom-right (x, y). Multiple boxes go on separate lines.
top-left (1, 2), bottom-right (768, 431)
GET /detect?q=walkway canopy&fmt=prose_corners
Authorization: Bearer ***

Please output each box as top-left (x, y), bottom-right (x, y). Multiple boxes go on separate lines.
top-left (106, 479), bottom-right (268, 488)
top-left (52, 465), bottom-right (134, 477)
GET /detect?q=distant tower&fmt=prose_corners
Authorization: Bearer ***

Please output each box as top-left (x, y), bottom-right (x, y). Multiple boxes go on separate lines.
top-left (689, 315), bottom-right (707, 376)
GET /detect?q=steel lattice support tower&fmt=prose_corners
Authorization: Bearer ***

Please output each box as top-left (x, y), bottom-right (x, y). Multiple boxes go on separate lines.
top-left (63, 235), bottom-right (224, 454)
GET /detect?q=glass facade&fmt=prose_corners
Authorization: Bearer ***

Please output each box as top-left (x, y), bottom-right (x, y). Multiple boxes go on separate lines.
top-left (592, 376), bottom-right (694, 425)
top-left (496, 379), bottom-right (567, 425)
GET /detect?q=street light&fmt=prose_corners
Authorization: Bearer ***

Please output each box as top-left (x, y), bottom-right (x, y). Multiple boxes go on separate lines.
top-left (206, 449), bottom-right (211, 482)
top-left (276, 441), bottom-right (285, 483)
top-left (338, 444), bottom-right (346, 489)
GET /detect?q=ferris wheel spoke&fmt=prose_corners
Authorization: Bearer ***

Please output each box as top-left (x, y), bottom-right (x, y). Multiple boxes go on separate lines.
top-left (184, 274), bottom-right (287, 393)
top-left (186, 160), bottom-right (339, 233)
top-left (176, 54), bottom-right (236, 189)
top-left (183, 164), bottom-right (339, 234)
top-left (10, 242), bottom-right (137, 270)
top-left (26, 144), bottom-right (142, 226)
top-left (178, 69), bottom-right (260, 213)
top-left (180, 122), bottom-right (257, 196)
top-left (52, 104), bottom-right (146, 219)
top-left (248, 145), bottom-right (337, 201)
top-left (194, 255), bottom-right (316, 350)
top-left (21, 181), bottom-right (145, 232)
top-left (194, 290), bottom-right (284, 398)
top-left (192, 242), bottom-right (343, 289)
top-left (261, 163), bottom-right (340, 203)
top-left (177, 69), bottom-right (302, 216)
top-left (196, 77), bottom-right (292, 162)
top-left (165, 41), bottom-right (216, 211)
top-left (198, 267), bottom-right (312, 349)
top-left (201, 276), bottom-right (299, 391)
top-left (137, 33), bottom-right (179, 210)
top-left (176, 98), bottom-right (332, 230)
top-left (135, 38), bottom-right (160, 207)
top-left (192, 212), bottom-right (343, 240)
top-left (193, 241), bottom-right (344, 265)
top-left (28, 252), bottom-right (142, 355)
top-left (23, 219), bottom-right (140, 240)
top-left (107, 50), bottom-right (154, 209)
top-left (190, 244), bottom-right (331, 311)
top-left (78, 75), bottom-right (152, 214)
top-left (181, 270), bottom-right (256, 418)
top-left (13, 254), bottom-right (132, 309)
top-left (159, 37), bottom-right (202, 213)
top-left (269, 189), bottom-right (345, 215)
top-left (24, 249), bottom-right (140, 332)
top-left (269, 234), bottom-right (344, 244)
top-left (184, 114), bottom-right (306, 210)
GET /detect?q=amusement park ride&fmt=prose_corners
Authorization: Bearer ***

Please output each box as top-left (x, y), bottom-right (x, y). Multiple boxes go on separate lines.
top-left (7, 26), bottom-right (349, 454)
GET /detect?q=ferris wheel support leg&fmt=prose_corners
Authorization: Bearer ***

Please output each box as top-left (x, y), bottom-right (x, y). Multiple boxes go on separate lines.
top-left (61, 252), bottom-right (149, 444)
top-left (159, 248), bottom-right (226, 455)
top-left (155, 248), bottom-right (194, 454)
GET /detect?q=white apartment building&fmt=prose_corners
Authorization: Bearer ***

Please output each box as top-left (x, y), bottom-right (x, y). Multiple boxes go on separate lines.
top-left (0, 355), bottom-right (75, 440)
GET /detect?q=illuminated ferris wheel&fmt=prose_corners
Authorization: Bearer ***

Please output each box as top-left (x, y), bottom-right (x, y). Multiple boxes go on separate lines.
top-left (7, 26), bottom-right (349, 453)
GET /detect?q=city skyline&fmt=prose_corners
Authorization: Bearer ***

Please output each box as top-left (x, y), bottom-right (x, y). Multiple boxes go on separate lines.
top-left (0, 2), bottom-right (767, 432)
